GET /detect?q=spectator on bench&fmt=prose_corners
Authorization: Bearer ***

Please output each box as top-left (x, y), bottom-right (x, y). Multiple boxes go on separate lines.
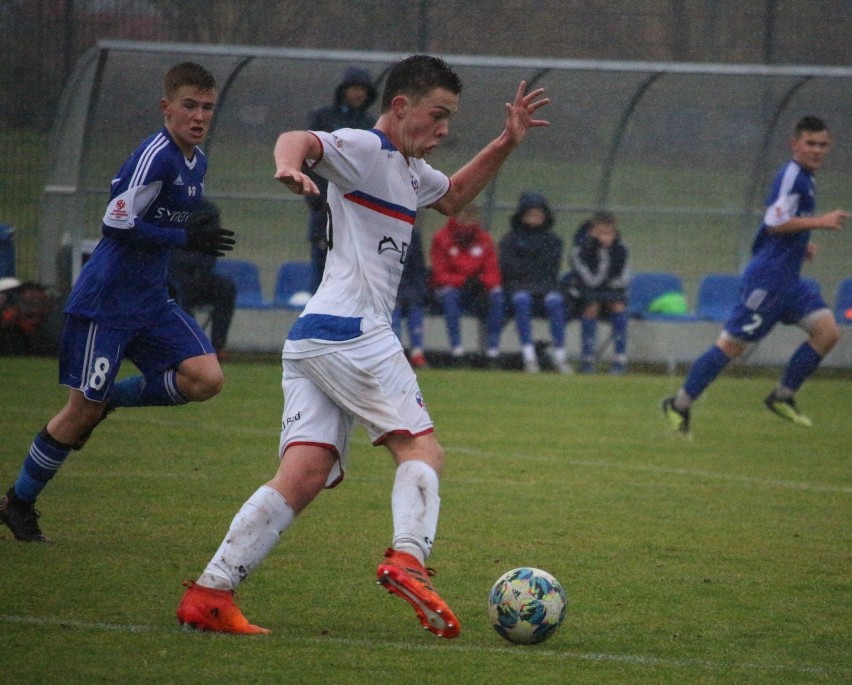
top-left (169, 200), bottom-right (237, 359)
top-left (430, 204), bottom-right (504, 365)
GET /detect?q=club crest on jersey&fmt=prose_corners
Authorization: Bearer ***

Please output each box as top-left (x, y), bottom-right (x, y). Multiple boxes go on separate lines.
top-left (108, 199), bottom-right (129, 221)
top-left (410, 174), bottom-right (418, 192)
top-left (416, 391), bottom-right (426, 408)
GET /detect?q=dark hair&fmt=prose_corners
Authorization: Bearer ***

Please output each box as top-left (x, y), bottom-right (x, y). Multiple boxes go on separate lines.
top-left (794, 116), bottom-right (827, 136)
top-left (163, 62), bottom-right (217, 99)
top-left (380, 55), bottom-right (462, 112)
top-left (590, 211), bottom-right (616, 226)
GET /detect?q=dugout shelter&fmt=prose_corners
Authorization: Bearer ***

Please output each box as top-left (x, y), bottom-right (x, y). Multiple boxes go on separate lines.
top-left (39, 41), bottom-right (851, 326)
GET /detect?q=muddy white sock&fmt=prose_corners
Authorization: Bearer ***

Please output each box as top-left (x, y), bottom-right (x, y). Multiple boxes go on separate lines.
top-left (391, 460), bottom-right (440, 564)
top-left (198, 485), bottom-right (294, 590)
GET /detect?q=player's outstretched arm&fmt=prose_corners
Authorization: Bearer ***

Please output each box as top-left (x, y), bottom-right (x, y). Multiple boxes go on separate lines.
top-left (273, 131), bottom-right (322, 197)
top-left (769, 209), bottom-right (849, 234)
top-left (433, 81), bottom-right (550, 216)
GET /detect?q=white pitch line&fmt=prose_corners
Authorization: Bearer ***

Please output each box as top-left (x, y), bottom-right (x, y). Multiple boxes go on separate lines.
top-left (0, 613), bottom-right (845, 677)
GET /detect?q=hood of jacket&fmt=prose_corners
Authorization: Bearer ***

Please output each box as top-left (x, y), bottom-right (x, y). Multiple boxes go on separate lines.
top-left (334, 66), bottom-right (378, 111)
top-left (510, 191), bottom-right (554, 232)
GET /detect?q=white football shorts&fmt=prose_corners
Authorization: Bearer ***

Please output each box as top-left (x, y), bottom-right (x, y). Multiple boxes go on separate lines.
top-left (279, 343), bottom-right (434, 487)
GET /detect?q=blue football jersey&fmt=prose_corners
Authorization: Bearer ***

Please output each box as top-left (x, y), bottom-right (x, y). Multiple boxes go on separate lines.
top-left (65, 128), bottom-right (207, 329)
top-left (743, 160), bottom-right (816, 291)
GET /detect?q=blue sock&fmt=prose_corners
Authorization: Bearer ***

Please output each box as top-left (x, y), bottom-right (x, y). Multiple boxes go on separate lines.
top-left (512, 292), bottom-right (534, 345)
top-left (581, 318), bottom-right (597, 361)
top-left (111, 370), bottom-right (188, 408)
top-left (683, 345), bottom-right (730, 400)
top-left (109, 375), bottom-right (144, 407)
top-left (408, 305), bottom-right (425, 350)
top-left (611, 311), bottom-right (628, 355)
top-left (544, 292), bottom-right (566, 347)
top-left (13, 429), bottom-right (73, 503)
top-left (441, 289), bottom-right (463, 349)
top-left (486, 290), bottom-right (505, 350)
top-left (780, 342), bottom-right (822, 392)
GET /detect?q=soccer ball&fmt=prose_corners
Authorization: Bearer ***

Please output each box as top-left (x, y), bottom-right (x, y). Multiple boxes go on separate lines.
top-left (487, 567), bottom-right (567, 644)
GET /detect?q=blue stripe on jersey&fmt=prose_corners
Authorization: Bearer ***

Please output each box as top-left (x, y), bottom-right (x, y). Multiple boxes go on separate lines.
top-left (369, 129), bottom-right (397, 151)
top-left (344, 190), bottom-right (416, 225)
top-left (288, 314), bottom-right (362, 341)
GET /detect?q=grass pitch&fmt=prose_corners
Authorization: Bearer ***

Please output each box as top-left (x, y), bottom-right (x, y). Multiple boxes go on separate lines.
top-left (1, 357), bottom-right (849, 684)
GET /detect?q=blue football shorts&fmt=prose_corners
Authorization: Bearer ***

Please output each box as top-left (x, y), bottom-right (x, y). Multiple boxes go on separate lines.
top-left (58, 305), bottom-right (214, 401)
top-left (724, 278), bottom-right (828, 343)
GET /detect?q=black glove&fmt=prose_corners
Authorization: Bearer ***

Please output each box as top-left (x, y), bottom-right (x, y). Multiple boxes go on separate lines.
top-left (185, 213), bottom-right (235, 256)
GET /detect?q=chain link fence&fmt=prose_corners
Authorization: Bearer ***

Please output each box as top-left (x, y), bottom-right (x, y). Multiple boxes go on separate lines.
top-left (2, 0), bottom-right (850, 284)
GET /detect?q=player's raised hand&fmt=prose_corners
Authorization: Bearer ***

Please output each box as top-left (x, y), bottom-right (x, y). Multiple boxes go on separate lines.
top-left (274, 167), bottom-right (320, 197)
top-left (503, 81), bottom-right (550, 147)
top-left (273, 131), bottom-right (322, 197)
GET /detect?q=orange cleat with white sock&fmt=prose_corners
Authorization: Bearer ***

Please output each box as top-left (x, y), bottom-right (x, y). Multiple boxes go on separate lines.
top-left (376, 548), bottom-right (461, 638)
top-left (176, 580), bottom-right (269, 635)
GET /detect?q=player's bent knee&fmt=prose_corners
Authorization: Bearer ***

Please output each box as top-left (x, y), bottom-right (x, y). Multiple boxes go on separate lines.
top-left (177, 355), bottom-right (225, 401)
top-left (813, 325), bottom-right (840, 354)
top-left (193, 371), bottom-right (224, 401)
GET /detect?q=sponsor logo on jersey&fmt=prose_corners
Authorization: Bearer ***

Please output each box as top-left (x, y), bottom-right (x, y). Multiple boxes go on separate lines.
top-left (154, 207), bottom-right (193, 223)
top-left (284, 410), bottom-right (301, 427)
top-left (378, 236), bottom-right (402, 256)
top-left (173, 174), bottom-right (184, 186)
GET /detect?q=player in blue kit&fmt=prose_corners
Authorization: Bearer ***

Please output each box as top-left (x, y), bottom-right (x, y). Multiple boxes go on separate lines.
top-left (176, 55), bottom-right (550, 637)
top-left (0, 62), bottom-right (234, 542)
top-left (663, 116), bottom-right (847, 436)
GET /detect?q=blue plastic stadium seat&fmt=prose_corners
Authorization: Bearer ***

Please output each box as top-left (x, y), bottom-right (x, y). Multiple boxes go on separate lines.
top-left (695, 274), bottom-right (743, 322)
top-left (213, 258), bottom-right (272, 309)
top-left (628, 271), bottom-right (695, 320)
top-left (834, 277), bottom-right (852, 325)
top-left (273, 261), bottom-right (313, 310)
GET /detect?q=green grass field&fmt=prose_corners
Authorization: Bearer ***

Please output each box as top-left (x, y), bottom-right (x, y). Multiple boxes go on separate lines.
top-left (1, 357), bottom-right (849, 684)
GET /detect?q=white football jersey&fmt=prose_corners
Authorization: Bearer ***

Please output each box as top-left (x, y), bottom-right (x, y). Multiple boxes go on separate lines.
top-left (284, 128), bottom-right (449, 358)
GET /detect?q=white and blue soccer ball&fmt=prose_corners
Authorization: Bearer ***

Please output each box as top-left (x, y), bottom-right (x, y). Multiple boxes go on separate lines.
top-left (487, 567), bottom-right (567, 644)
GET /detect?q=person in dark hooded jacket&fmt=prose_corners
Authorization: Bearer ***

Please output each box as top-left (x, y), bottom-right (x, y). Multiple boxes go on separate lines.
top-left (499, 192), bottom-right (570, 373)
top-left (305, 66), bottom-right (378, 292)
top-left (169, 200), bottom-right (237, 358)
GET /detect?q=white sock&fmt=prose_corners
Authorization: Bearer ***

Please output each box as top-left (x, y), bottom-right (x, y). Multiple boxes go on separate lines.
top-left (774, 385), bottom-right (794, 400)
top-left (391, 460), bottom-right (440, 564)
top-left (675, 388), bottom-right (693, 411)
top-left (198, 485), bottom-right (295, 590)
top-left (551, 347), bottom-right (567, 364)
top-left (521, 344), bottom-right (536, 362)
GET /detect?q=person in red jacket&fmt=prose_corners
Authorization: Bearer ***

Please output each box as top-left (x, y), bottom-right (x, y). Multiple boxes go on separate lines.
top-left (430, 204), bottom-right (504, 363)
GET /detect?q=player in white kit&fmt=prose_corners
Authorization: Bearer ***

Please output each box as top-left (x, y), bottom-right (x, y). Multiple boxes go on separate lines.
top-left (177, 55), bottom-right (550, 637)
